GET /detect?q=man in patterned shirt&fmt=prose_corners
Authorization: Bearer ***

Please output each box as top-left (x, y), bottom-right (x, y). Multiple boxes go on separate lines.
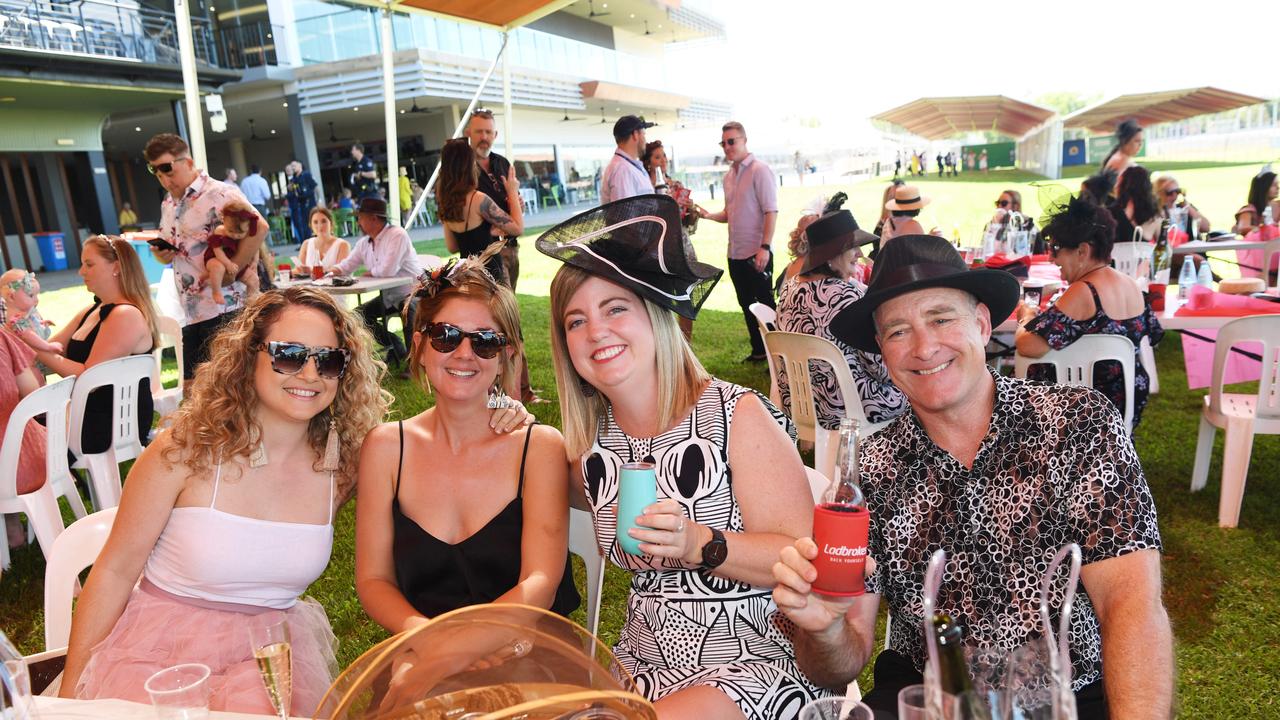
top-left (144, 133), bottom-right (266, 379)
top-left (772, 235), bottom-right (1172, 717)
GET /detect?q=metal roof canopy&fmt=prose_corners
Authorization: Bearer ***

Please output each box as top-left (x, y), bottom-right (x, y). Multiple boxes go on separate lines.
top-left (872, 95), bottom-right (1055, 141)
top-left (1062, 86), bottom-right (1268, 134)
top-left (348, 0), bottom-right (575, 30)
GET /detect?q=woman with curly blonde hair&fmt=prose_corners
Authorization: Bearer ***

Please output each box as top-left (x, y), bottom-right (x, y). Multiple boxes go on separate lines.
top-left (62, 286), bottom-right (390, 716)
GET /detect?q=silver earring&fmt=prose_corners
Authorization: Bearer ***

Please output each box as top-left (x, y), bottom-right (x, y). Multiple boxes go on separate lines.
top-left (487, 381), bottom-right (511, 409)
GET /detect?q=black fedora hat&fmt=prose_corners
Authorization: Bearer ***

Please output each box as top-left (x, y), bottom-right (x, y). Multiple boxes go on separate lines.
top-left (356, 197), bottom-right (387, 218)
top-left (536, 194), bottom-right (722, 320)
top-left (829, 234), bottom-right (1020, 352)
top-left (800, 210), bottom-right (878, 275)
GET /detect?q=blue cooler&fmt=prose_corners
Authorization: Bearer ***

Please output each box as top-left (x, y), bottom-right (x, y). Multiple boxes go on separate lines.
top-left (130, 240), bottom-right (168, 284)
top-left (33, 232), bottom-right (68, 271)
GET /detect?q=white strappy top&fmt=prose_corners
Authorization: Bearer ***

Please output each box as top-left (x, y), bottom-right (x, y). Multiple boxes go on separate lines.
top-left (143, 464), bottom-right (335, 610)
top-left (302, 237), bottom-right (347, 268)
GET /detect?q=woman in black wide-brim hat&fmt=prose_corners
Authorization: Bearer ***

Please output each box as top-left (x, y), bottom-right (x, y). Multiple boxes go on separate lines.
top-left (538, 194), bottom-right (832, 719)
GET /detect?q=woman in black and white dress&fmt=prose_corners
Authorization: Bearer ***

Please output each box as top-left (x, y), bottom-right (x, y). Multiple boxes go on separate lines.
top-left (776, 210), bottom-right (907, 429)
top-left (539, 195), bottom-right (828, 720)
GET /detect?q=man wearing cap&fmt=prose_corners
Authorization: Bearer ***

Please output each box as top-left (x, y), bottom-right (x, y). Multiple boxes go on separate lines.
top-left (601, 115), bottom-right (656, 205)
top-left (327, 197), bottom-right (423, 364)
top-left (771, 235), bottom-right (1172, 717)
top-left (697, 120), bottom-right (778, 362)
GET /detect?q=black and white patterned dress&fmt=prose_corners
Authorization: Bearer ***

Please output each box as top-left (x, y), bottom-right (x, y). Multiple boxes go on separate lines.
top-left (583, 378), bottom-right (830, 719)
top-left (776, 277), bottom-right (908, 429)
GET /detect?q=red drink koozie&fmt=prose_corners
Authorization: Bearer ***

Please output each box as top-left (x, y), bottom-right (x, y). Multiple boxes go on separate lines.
top-left (811, 503), bottom-right (870, 596)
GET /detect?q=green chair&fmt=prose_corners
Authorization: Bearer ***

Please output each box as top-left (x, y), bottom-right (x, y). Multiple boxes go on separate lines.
top-left (541, 185), bottom-right (562, 210)
top-left (267, 214), bottom-right (291, 246)
top-left (334, 208), bottom-right (356, 237)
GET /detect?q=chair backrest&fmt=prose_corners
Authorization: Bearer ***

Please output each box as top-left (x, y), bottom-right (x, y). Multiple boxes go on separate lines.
top-left (568, 507), bottom-right (605, 639)
top-left (764, 331), bottom-right (884, 479)
top-left (1014, 334), bottom-right (1136, 430)
top-left (749, 303), bottom-right (782, 407)
top-left (44, 507), bottom-right (117, 651)
top-left (1110, 242), bottom-right (1153, 279)
top-left (69, 354), bottom-right (156, 463)
top-left (418, 254), bottom-right (443, 271)
top-left (1208, 315), bottom-right (1280, 421)
top-left (152, 314), bottom-right (184, 398)
top-left (0, 376), bottom-right (75, 503)
top-left (804, 467), bottom-right (829, 504)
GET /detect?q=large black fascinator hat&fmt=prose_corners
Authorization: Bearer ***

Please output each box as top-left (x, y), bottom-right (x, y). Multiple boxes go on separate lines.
top-left (535, 194), bottom-right (723, 320)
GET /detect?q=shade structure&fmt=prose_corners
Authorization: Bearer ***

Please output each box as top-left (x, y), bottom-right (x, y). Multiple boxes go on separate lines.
top-left (355, 0), bottom-right (575, 30)
top-left (872, 95), bottom-right (1055, 140)
top-left (1063, 87), bottom-right (1268, 134)
top-left (315, 604), bottom-right (657, 719)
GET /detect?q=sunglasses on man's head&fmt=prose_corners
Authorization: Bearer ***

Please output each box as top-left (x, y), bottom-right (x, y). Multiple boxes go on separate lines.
top-left (261, 341), bottom-right (350, 379)
top-left (146, 157), bottom-right (188, 176)
top-left (719, 136), bottom-right (744, 148)
top-left (996, 199), bottom-right (1011, 208)
top-left (425, 322), bottom-right (508, 359)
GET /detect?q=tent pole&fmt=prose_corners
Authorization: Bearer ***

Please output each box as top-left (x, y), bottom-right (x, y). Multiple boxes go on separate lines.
top-left (381, 3), bottom-right (400, 225)
top-left (174, 0), bottom-right (206, 168)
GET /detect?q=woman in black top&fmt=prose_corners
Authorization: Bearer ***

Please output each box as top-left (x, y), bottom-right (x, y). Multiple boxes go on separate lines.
top-left (21, 236), bottom-right (158, 453)
top-left (437, 138), bottom-right (523, 285)
top-left (354, 242), bottom-right (577, 635)
top-left (1109, 165), bottom-right (1162, 243)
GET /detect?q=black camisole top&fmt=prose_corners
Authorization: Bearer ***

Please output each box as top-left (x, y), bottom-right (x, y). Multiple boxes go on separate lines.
top-left (391, 422), bottom-right (580, 619)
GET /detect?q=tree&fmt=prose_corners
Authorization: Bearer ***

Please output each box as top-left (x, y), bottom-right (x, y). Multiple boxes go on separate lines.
top-left (1035, 91), bottom-right (1103, 116)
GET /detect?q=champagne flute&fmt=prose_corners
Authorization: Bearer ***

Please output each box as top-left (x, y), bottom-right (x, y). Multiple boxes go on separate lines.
top-left (248, 619), bottom-right (292, 720)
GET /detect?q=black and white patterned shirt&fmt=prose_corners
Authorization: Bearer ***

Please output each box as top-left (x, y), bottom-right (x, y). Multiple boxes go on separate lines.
top-left (776, 277), bottom-right (908, 429)
top-left (861, 370), bottom-right (1161, 691)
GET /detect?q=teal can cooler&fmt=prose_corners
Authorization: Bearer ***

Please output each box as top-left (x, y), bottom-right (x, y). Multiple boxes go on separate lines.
top-left (617, 462), bottom-right (657, 555)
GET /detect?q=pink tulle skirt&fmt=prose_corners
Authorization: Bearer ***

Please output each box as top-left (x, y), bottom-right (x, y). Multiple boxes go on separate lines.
top-left (75, 580), bottom-right (338, 716)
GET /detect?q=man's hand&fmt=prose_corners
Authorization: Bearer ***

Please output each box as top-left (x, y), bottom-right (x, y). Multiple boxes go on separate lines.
top-left (753, 246), bottom-right (770, 273)
top-left (772, 537), bottom-right (858, 634)
top-left (151, 247), bottom-right (176, 264)
top-left (696, 205), bottom-right (711, 219)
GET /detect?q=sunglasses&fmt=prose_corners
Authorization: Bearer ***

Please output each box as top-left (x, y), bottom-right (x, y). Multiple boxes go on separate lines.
top-left (425, 322), bottom-right (508, 359)
top-left (1164, 188), bottom-right (1182, 196)
top-left (260, 341), bottom-right (351, 379)
top-left (146, 157), bottom-right (189, 176)
top-left (996, 199), bottom-right (1011, 208)
top-left (718, 136), bottom-right (744, 148)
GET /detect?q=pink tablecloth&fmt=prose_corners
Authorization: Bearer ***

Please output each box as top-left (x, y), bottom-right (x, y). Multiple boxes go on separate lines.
top-left (1175, 286), bottom-right (1280, 388)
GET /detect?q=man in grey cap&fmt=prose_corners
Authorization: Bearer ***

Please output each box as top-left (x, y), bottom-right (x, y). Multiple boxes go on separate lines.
top-left (600, 115), bottom-right (656, 204)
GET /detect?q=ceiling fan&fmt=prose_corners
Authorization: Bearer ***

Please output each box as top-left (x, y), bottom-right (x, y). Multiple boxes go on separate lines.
top-left (560, 112), bottom-right (584, 122)
top-left (407, 97), bottom-right (434, 114)
top-left (247, 118), bottom-right (272, 142)
top-left (587, 0), bottom-right (610, 18)
top-left (328, 121), bottom-right (352, 143)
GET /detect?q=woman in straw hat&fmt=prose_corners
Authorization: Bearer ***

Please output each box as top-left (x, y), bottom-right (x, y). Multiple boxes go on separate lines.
top-left (539, 195), bottom-right (829, 719)
top-left (880, 183), bottom-right (930, 246)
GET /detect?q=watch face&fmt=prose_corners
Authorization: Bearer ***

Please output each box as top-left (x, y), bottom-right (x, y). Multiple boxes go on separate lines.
top-left (702, 531), bottom-right (728, 569)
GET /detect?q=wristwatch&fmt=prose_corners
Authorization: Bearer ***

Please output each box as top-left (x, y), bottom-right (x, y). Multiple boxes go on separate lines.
top-left (760, 244), bottom-right (771, 251)
top-left (699, 527), bottom-right (728, 570)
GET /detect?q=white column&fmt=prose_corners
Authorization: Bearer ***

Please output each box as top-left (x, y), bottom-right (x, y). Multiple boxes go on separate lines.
top-left (380, 3), bottom-right (400, 225)
top-left (502, 31), bottom-right (513, 161)
top-left (228, 137), bottom-right (247, 177)
top-left (174, 0), bottom-right (206, 168)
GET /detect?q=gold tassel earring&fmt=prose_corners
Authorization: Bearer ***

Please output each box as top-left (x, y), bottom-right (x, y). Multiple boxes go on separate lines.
top-left (321, 418), bottom-right (340, 472)
top-left (248, 436), bottom-right (268, 468)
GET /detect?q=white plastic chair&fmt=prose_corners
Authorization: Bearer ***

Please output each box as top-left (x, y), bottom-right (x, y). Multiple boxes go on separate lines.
top-left (1014, 334), bottom-right (1136, 432)
top-left (417, 253), bottom-right (443, 271)
top-left (69, 355), bottom-right (156, 511)
top-left (151, 315), bottom-right (184, 419)
top-left (1140, 336), bottom-right (1159, 395)
top-left (568, 507), bottom-right (605, 639)
top-left (763, 331), bottom-right (891, 481)
top-left (0, 377), bottom-right (81, 570)
top-left (44, 507), bottom-right (117, 651)
top-left (748, 302), bottom-right (781, 407)
top-left (1189, 316), bottom-right (1280, 528)
top-left (1110, 241), bottom-right (1153, 279)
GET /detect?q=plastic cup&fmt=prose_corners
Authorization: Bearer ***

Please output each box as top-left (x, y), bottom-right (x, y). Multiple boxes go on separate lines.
top-left (276, 264), bottom-right (290, 285)
top-left (897, 684), bottom-right (929, 720)
top-left (312, 265), bottom-right (325, 280)
top-left (811, 503), bottom-right (870, 596)
top-left (616, 462), bottom-right (657, 555)
top-left (799, 697), bottom-right (874, 720)
top-left (1149, 283), bottom-right (1166, 311)
top-left (144, 663), bottom-right (211, 720)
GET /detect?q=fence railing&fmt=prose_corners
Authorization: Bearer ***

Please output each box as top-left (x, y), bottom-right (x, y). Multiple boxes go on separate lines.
top-left (0, 0), bottom-right (219, 66)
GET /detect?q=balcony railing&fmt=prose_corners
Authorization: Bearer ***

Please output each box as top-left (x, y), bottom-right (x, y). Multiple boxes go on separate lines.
top-left (217, 21), bottom-right (281, 70)
top-left (0, 0), bottom-right (219, 67)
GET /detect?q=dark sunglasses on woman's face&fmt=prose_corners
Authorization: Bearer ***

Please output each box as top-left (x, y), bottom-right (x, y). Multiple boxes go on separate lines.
top-left (425, 322), bottom-right (508, 359)
top-left (260, 341), bottom-right (350, 379)
top-left (1164, 188), bottom-right (1182, 196)
top-left (996, 199), bottom-right (1011, 208)
top-left (146, 157), bottom-right (189, 176)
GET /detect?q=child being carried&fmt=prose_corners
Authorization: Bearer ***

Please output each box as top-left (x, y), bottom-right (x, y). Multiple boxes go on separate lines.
top-left (204, 200), bottom-right (262, 304)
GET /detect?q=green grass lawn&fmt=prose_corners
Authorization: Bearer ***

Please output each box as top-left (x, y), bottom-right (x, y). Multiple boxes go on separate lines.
top-left (4, 163), bottom-right (1278, 716)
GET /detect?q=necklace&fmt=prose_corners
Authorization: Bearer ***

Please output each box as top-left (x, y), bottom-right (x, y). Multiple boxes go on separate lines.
top-left (1075, 264), bottom-right (1108, 283)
